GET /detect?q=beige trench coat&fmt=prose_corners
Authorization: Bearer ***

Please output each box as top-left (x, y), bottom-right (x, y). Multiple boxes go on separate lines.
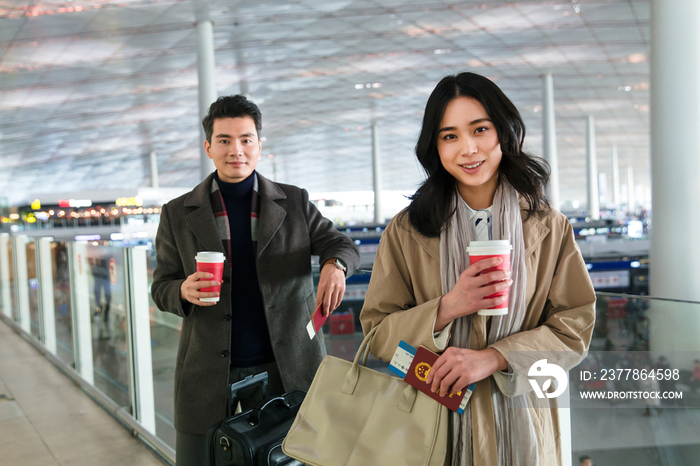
top-left (360, 207), bottom-right (596, 466)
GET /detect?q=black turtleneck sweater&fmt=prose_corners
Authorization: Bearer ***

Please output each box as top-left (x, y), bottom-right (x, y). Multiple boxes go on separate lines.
top-left (214, 171), bottom-right (275, 368)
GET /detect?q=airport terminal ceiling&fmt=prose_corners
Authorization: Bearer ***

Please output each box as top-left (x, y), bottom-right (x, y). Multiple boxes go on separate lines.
top-left (0, 0), bottom-right (650, 208)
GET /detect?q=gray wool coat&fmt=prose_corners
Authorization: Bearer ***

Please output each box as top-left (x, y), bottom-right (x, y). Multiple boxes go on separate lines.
top-left (151, 172), bottom-right (360, 434)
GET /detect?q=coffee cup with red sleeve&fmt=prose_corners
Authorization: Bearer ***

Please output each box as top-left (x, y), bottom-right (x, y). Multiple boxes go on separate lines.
top-left (195, 251), bottom-right (225, 303)
top-left (466, 240), bottom-right (512, 316)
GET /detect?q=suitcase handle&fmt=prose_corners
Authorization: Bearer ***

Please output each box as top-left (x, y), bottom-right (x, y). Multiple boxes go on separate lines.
top-left (228, 372), bottom-right (269, 415)
top-left (229, 372), bottom-right (269, 401)
top-left (248, 394), bottom-right (293, 426)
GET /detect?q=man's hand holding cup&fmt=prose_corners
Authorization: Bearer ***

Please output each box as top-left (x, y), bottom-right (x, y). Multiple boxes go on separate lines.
top-left (180, 252), bottom-right (225, 306)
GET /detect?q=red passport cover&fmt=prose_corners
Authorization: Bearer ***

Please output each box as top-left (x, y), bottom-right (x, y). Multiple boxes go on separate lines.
top-left (306, 304), bottom-right (329, 340)
top-left (403, 346), bottom-right (467, 413)
top-left (311, 304), bottom-right (328, 333)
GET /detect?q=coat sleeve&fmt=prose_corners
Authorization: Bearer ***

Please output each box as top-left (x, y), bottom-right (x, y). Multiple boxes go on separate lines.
top-left (302, 189), bottom-right (361, 277)
top-left (151, 203), bottom-right (194, 318)
top-left (489, 217), bottom-right (596, 397)
top-left (360, 217), bottom-right (448, 362)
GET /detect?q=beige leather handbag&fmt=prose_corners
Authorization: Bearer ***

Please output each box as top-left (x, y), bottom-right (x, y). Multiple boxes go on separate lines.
top-left (282, 327), bottom-right (450, 466)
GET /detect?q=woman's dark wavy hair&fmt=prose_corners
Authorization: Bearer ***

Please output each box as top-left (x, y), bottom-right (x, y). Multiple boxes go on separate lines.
top-left (407, 72), bottom-right (550, 237)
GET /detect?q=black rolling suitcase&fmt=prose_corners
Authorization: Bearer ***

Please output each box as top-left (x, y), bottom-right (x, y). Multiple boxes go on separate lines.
top-left (206, 372), bottom-right (305, 466)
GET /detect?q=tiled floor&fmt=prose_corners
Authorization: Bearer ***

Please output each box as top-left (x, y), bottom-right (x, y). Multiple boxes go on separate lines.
top-left (0, 319), bottom-right (167, 466)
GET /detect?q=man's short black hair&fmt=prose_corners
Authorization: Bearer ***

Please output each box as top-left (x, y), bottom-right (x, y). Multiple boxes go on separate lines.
top-left (579, 455), bottom-right (592, 464)
top-left (202, 95), bottom-right (262, 143)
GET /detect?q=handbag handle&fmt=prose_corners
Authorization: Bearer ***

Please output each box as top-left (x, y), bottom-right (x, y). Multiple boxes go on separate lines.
top-left (341, 326), bottom-right (419, 412)
top-left (342, 326), bottom-right (377, 394)
top-left (354, 325), bottom-right (377, 367)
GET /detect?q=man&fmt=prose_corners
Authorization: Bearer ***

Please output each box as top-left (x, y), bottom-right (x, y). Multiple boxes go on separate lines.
top-left (151, 95), bottom-right (360, 465)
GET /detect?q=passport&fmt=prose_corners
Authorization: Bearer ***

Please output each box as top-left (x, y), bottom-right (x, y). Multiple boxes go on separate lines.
top-left (305, 304), bottom-right (328, 340)
top-left (403, 346), bottom-right (475, 414)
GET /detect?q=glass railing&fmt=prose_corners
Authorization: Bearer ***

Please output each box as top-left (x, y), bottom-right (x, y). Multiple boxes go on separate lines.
top-left (146, 246), bottom-right (180, 450)
top-left (6, 236), bottom-right (16, 321)
top-left (83, 243), bottom-right (132, 410)
top-left (2, 231), bottom-right (698, 466)
top-left (25, 237), bottom-right (40, 339)
top-left (52, 241), bottom-right (74, 366)
top-left (0, 234), bottom-right (150, 458)
top-left (570, 292), bottom-right (700, 465)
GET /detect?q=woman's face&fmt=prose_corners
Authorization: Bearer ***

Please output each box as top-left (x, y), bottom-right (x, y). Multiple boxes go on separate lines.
top-left (437, 96), bottom-right (502, 209)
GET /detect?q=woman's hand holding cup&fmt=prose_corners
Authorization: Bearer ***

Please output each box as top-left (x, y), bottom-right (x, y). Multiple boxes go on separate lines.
top-left (435, 257), bottom-right (512, 331)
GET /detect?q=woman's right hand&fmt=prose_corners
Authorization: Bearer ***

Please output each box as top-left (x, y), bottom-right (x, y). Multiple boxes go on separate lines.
top-left (435, 257), bottom-right (512, 331)
top-left (179, 272), bottom-right (220, 306)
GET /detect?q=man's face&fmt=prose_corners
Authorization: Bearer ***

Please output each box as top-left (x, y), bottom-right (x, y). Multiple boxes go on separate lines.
top-left (581, 460), bottom-right (593, 466)
top-left (204, 116), bottom-right (261, 183)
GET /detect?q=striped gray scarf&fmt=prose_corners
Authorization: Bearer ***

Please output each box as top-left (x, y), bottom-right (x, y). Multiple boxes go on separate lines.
top-left (439, 178), bottom-right (538, 466)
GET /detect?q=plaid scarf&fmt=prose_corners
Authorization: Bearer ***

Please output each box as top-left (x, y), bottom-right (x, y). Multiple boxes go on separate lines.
top-left (209, 172), bottom-right (261, 268)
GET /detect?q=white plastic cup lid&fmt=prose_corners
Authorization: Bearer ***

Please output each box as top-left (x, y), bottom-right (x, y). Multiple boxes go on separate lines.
top-left (466, 240), bottom-right (512, 255)
top-left (469, 240), bottom-right (510, 248)
top-left (195, 251), bottom-right (225, 262)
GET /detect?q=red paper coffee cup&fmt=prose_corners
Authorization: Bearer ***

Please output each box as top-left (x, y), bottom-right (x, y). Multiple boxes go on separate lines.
top-left (466, 240), bottom-right (512, 316)
top-left (195, 251), bottom-right (225, 303)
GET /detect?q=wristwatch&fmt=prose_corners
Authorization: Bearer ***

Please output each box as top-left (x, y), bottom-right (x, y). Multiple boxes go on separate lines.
top-left (327, 257), bottom-right (347, 275)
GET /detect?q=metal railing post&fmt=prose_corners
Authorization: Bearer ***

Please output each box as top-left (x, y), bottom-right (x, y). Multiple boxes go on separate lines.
top-left (13, 235), bottom-right (31, 333)
top-left (0, 233), bottom-right (11, 317)
top-left (124, 246), bottom-right (156, 434)
top-left (37, 238), bottom-right (57, 354)
top-left (69, 241), bottom-right (94, 384)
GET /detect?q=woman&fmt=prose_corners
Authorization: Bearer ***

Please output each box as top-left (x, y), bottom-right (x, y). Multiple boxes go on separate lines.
top-left (360, 72), bottom-right (596, 466)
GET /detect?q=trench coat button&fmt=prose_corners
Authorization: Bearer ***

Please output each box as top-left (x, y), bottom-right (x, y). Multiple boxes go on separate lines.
top-left (221, 350), bottom-right (229, 358)
top-left (223, 315), bottom-right (231, 321)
